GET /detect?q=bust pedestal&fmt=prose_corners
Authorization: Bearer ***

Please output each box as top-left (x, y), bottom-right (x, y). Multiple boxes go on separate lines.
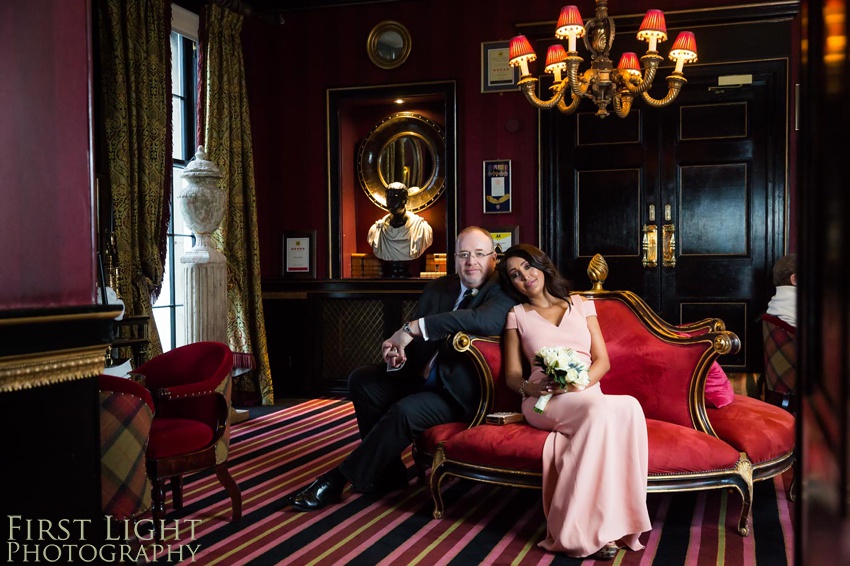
top-left (382, 260), bottom-right (412, 279)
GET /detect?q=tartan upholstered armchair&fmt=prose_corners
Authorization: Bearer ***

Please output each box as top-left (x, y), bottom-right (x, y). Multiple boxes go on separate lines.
top-left (99, 374), bottom-right (154, 521)
top-left (761, 313), bottom-right (796, 410)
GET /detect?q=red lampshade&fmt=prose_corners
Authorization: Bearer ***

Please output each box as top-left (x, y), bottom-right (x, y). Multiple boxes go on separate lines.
top-left (617, 52), bottom-right (641, 76)
top-left (545, 44), bottom-right (568, 67)
top-left (637, 9), bottom-right (667, 43)
top-left (669, 31), bottom-right (698, 63)
top-left (555, 5), bottom-right (585, 40)
top-left (509, 35), bottom-right (537, 62)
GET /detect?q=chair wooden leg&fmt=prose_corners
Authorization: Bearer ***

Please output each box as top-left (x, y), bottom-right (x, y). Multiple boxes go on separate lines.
top-left (215, 462), bottom-right (242, 522)
top-left (171, 475), bottom-right (184, 510)
top-left (150, 477), bottom-right (167, 540)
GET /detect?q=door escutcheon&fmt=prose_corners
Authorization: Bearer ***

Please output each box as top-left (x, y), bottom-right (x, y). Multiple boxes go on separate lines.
top-left (662, 224), bottom-right (676, 267)
top-left (642, 224), bottom-right (658, 268)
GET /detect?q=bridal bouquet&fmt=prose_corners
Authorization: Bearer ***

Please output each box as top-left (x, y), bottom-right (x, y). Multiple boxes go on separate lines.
top-left (532, 346), bottom-right (590, 413)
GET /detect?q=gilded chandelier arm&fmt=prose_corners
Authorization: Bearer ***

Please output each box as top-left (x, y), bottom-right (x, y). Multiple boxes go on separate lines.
top-left (557, 92), bottom-right (583, 114)
top-left (518, 78), bottom-right (568, 109)
top-left (640, 73), bottom-right (687, 108)
top-left (566, 57), bottom-right (591, 99)
top-left (621, 52), bottom-right (662, 96)
top-left (612, 92), bottom-right (633, 118)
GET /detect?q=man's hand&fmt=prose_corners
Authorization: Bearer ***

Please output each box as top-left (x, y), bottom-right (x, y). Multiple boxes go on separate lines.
top-left (382, 329), bottom-right (414, 369)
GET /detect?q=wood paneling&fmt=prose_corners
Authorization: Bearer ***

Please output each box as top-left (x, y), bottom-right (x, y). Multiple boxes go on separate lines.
top-left (0, 0), bottom-right (95, 310)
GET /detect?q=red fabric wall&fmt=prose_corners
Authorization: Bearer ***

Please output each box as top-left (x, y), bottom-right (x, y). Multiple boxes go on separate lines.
top-left (242, 0), bottom-right (794, 279)
top-left (0, 0), bottom-right (95, 310)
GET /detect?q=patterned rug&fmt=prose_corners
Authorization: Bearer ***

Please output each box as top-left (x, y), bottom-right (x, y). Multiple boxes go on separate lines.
top-left (141, 398), bottom-right (794, 565)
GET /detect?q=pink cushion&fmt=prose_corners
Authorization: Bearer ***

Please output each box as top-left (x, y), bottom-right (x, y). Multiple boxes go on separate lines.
top-left (147, 418), bottom-right (215, 460)
top-left (440, 419), bottom-right (743, 476)
top-left (705, 362), bottom-right (735, 408)
top-left (706, 394), bottom-right (795, 464)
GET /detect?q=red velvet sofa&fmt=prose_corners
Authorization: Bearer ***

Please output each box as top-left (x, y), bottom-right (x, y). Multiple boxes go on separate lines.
top-left (414, 255), bottom-right (796, 537)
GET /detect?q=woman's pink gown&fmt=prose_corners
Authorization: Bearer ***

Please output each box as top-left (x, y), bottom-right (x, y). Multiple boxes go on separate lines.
top-left (506, 297), bottom-right (651, 557)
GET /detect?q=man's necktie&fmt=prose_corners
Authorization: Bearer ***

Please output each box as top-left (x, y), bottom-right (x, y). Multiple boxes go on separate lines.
top-left (424, 288), bottom-right (478, 390)
top-left (455, 287), bottom-right (477, 310)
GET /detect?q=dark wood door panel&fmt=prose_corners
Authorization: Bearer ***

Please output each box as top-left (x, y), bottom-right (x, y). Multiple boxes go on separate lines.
top-left (679, 163), bottom-right (749, 256)
top-left (577, 169), bottom-right (643, 257)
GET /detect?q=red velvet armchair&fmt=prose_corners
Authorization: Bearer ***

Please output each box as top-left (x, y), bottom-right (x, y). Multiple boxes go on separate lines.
top-left (134, 341), bottom-right (242, 537)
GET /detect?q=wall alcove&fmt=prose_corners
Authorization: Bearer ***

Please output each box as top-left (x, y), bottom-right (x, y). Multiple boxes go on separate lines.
top-left (327, 81), bottom-right (457, 279)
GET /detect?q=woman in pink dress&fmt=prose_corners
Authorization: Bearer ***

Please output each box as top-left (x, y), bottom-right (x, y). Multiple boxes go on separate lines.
top-left (498, 244), bottom-right (651, 560)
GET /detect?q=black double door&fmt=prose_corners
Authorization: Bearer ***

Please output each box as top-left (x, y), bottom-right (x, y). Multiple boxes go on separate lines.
top-left (541, 60), bottom-right (788, 372)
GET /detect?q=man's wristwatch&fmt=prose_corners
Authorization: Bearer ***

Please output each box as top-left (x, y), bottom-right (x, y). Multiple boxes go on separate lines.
top-left (402, 321), bottom-right (414, 335)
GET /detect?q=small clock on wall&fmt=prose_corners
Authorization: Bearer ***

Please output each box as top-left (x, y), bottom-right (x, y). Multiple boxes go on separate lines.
top-left (367, 21), bottom-right (411, 69)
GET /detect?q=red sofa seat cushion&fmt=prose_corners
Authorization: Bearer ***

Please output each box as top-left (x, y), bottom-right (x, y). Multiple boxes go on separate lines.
top-left (418, 422), bottom-right (470, 456)
top-left (148, 418), bottom-right (215, 459)
top-left (706, 394), bottom-right (795, 464)
top-left (442, 424), bottom-right (548, 472)
top-left (440, 418), bottom-right (743, 476)
top-left (647, 419), bottom-right (741, 474)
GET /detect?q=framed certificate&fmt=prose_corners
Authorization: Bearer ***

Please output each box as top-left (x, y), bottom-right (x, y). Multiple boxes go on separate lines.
top-left (483, 159), bottom-right (512, 213)
top-left (482, 41), bottom-right (519, 93)
top-left (282, 230), bottom-right (316, 278)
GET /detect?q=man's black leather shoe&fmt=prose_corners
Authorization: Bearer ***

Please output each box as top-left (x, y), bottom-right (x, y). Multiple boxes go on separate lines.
top-left (287, 473), bottom-right (346, 511)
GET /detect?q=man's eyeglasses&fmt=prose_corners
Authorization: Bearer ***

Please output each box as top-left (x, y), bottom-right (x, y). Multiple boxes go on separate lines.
top-left (455, 251), bottom-right (495, 261)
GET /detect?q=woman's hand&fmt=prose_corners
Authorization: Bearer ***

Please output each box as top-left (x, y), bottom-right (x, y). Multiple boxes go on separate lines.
top-left (543, 381), bottom-right (586, 395)
top-left (525, 378), bottom-right (555, 398)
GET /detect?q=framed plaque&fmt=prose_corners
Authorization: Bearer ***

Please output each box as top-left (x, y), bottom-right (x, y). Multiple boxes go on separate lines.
top-left (483, 159), bottom-right (511, 213)
top-left (282, 230), bottom-right (316, 278)
top-left (482, 41), bottom-right (519, 93)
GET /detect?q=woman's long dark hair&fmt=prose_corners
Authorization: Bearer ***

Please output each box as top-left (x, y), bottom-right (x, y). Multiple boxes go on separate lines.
top-left (497, 244), bottom-right (573, 305)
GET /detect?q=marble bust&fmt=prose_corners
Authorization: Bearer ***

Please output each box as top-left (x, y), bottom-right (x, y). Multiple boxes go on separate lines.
top-left (367, 182), bottom-right (433, 262)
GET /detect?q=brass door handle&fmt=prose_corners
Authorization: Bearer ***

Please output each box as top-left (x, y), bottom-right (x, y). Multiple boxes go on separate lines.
top-left (662, 223), bottom-right (676, 267)
top-left (642, 224), bottom-right (658, 268)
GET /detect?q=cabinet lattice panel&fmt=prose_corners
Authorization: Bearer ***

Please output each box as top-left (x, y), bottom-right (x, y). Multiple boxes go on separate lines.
top-left (402, 300), bottom-right (418, 323)
top-left (322, 299), bottom-right (384, 381)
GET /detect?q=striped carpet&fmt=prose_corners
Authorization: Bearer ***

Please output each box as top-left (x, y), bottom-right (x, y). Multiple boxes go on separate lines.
top-left (142, 398), bottom-right (794, 565)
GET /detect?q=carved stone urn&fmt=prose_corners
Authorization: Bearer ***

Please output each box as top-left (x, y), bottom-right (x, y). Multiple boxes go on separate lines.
top-left (178, 145), bottom-right (226, 263)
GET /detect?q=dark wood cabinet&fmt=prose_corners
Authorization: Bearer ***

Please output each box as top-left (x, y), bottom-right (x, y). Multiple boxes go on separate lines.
top-left (262, 279), bottom-right (426, 397)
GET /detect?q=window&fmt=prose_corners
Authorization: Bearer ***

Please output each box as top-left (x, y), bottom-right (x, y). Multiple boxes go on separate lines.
top-left (153, 20), bottom-right (198, 351)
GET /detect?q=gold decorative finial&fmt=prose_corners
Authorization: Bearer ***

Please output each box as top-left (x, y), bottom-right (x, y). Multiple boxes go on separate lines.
top-left (587, 254), bottom-right (608, 290)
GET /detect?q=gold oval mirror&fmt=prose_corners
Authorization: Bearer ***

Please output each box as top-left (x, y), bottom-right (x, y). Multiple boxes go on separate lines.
top-left (358, 112), bottom-right (445, 213)
top-left (367, 21), bottom-right (411, 69)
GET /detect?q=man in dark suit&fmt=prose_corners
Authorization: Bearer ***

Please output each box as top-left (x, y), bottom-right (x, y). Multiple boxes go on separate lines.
top-left (287, 226), bottom-right (515, 510)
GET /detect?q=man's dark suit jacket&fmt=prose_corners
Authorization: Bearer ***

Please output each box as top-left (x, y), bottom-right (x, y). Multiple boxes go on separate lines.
top-left (402, 272), bottom-right (515, 419)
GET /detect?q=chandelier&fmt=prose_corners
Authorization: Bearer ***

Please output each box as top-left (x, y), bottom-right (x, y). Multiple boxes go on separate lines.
top-left (508, 1), bottom-right (698, 118)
